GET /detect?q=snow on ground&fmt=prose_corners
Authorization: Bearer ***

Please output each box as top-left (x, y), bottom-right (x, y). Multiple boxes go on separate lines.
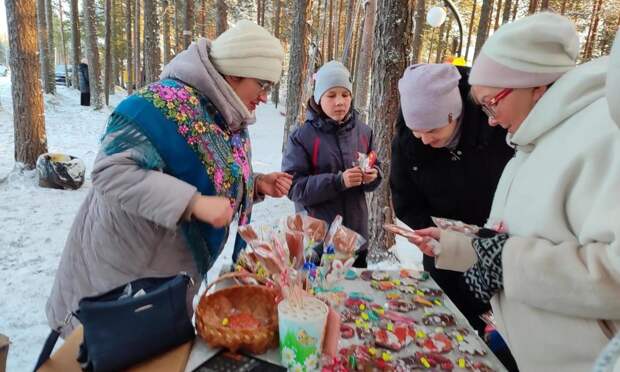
top-left (0, 76), bottom-right (420, 371)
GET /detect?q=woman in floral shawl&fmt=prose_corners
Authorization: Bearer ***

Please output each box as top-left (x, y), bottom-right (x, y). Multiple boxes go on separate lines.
top-left (46, 20), bottom-right (292, 337)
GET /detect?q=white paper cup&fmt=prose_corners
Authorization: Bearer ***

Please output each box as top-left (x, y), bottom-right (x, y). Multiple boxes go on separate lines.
top-left (278, 296), bottom-right (328, 371)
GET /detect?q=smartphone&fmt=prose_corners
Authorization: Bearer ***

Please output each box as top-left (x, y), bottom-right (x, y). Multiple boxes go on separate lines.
top-left (193, 350), bottom-right (287, 372)
top-left (383, 223), bottom-right (417, 239)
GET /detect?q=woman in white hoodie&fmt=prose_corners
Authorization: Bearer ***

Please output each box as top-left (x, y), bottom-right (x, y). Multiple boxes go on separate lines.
top-left (411, 13), bottom-right (620, 372)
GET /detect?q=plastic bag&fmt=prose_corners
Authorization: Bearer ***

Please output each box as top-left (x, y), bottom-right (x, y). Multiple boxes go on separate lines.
top-left (431, 216), bottom-right (480, 237)
top-left (285, 213), bottom-right (328, 265)
top-left (322, 215), bottom-right (366, 265)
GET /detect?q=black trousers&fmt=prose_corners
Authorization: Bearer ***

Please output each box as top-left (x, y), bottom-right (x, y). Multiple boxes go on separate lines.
top-left (80, 92), bottom-right (91, 106)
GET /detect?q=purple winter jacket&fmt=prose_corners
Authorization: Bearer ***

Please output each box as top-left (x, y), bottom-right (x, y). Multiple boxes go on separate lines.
top-left (281, 102), bottom-right (382, 266)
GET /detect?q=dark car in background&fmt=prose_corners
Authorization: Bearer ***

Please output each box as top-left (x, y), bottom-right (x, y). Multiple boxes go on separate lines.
top-left (55, 65), bottom-right (72, 85)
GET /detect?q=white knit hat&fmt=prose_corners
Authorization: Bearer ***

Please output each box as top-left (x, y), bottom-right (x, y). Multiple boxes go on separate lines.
top-left (210, 20), bottom-right (285, 83)
top-left (469, 12), bottom-right (580, 88)
top-left (313, 61), bottom-right (353, 104)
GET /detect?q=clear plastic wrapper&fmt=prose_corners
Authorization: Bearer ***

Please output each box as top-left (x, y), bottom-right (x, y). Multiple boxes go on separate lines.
top-left (355, 151), bottom-right (377, 172)
top-left (322, 215), bottom-right (366, 265)
top-left (285, 213), bottom-right (328, 265)
top-left (431, 216), bottom-right (480, 237)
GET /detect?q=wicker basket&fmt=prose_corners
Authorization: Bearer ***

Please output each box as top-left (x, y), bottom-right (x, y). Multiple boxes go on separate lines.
top-left (195, 272), bottom-right (279, 354)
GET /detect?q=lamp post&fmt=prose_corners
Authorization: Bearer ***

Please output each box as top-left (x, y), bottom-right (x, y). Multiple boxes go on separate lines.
top-left (427, 0), bottom-right (465, 57)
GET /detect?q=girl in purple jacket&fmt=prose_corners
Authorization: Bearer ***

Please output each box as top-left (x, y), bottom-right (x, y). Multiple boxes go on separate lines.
top-left (282, 61), bottom-right (382, 267)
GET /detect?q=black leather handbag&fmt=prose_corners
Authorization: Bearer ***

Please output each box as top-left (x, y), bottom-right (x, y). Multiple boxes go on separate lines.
top-left (34, 274), bottom-right (196, 372)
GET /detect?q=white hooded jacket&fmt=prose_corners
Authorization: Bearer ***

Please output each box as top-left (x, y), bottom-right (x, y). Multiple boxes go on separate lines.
top-left (437, 54), bottom-right (620, 372)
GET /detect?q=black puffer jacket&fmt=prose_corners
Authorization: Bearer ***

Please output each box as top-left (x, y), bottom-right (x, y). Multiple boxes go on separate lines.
top-left (390, 66), bottom-right (514, 335)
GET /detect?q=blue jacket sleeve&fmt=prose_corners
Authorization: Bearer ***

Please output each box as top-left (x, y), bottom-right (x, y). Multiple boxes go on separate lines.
top-left (281, 129), bottom-right (347, 207)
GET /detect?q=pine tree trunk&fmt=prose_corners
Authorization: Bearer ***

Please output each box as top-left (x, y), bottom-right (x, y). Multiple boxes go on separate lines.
top-left (320, 0), bottom-right (328, 57)
top-left (410, 0), bottom-right (425, 64)
top-left (353, 0), bottom-right (375, 120)
top-left (83, 0), bottom-right (103, 108)
top-left (493, 0), bottom-right (502, 30)
top-left (216, 0), bottom-right (228, 36)
top-left (6, 0), bottom-right (48, 169)
top-left (528, 0), bottom-right (538, 14)
top-left (126, 0), bottom-right (134, 94)
top-left (271, 0), bottom-right (283, 106)
top-left (327, 0), bottom-right (334, 60)
top-left (104, 0), bottom-right (112, 105)
top-left (199, 0), bottom-right (207, 36)
top-left (335, 0), bottom-right (344, 58)
top-left (465, 0), bottom-right (476, 61)
top-left (163, 0), bottom-right (172, 64)
top-left (58, 0), bottom-right (70, 88)
top-left (559, 0), bottom-right (568, 14)
top-left (474, 0), bottom-right (494, 60)
top-left (584, 0), bottom-right (603, 60)
top-left (436, 15), bottom-right (451, 63)
top-left (134, 0), bottom-right (141, 88)
top-left (183, 0), bottom-right (194, 48)
top-left (45, 0), bottom-right (56, 93)
top-left (144, 0), bottom-right (161, 83)
top-left (502, 0), bottom-right (512, 23)
top-left (366, 0), bottom-right (411, 261)
top-left (283, 0), bottom-right (311, 153)
top-left (351, 9), bottom-right (363, 81)
top-left (341, 0), bottom-right (358, 68)
top-left (37, 0), bottom-right (53, 94)
top-left (511, 0), bottom-right (519, 20)
top-left (70, 0), bottom-right (81, 89)
top-left (539, 0), bottom-right (549, 10)
top-left (175, 0), bottom-right (182, 51)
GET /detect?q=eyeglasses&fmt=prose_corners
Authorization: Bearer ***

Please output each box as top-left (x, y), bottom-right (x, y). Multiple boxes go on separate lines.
top-left (479, 88), bottom-right (513, 119)
top-left (255, 79), bottom-right (274, 94)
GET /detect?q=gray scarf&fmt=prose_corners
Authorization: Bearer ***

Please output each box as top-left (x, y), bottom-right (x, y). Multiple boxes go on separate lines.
top-left (159, 38), bottom-right (255, 132)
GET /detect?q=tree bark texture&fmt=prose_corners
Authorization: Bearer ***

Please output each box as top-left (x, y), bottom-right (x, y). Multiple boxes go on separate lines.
top-left (70, 0), bottom-right (81, 89)
top-left (366, 0), bottom-right (411, 261)
top-left (465, 0), bottom-right (476, 61)
top-left (327, 0), bottom-right (334, 60)
top-left (271, 0), bottom-right (283, 105)
top-left (58, 0), bottom-right (70, 87)
top-left (474, 0), bottom-right (494, 60)
top-left (216, 0), bottom-right (228, 36)
top-left (37, 0), bottom-right (54, 94)
top-left (163, 0), bottom-right (172, 64)
top-left (83, 0), bottom-right (104, 108)
top-left (502, 0), bottom-right (512, 23)
top-left (282, 0), bottom-right (311, 153)
top-left (144, 0), bottom-right (161, 83)
top-left (183, 0), bottom-right (194, 49)
top-left (353, 0), bottom-right (375, 120)
top-left (134, 0), bottom-right (141, 88)
top-left (126, 0), bottom-right (134, 94)
top-left (341, 0), bottom-right (358, 68)
top-left (511, 0), bottom-right (519, 20)
top-left (104, 0), bottom-right (112, 105)
top-left (528, 0), bottom-right (539, 13)
top-left (410, 0), bottom-right (425, 64)
top-left (6, 0), bottom-right (48, 168)
top-left (45, 0), bottom-right (56, 92)
top-left (493, 0), bottom-right (502, 30)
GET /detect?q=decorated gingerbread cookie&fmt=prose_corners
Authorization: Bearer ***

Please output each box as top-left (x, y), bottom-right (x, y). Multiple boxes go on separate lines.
top-left (415, 331), bottom-right (453, 354)
top-left (387, 300), bottom-right (415, 313)
top-left (371, 271), bottom-right (391, 281)
top-left (455, 357), bottom-right (496, 372)
top-left (422, 312), bottom-right (456, 327)
top-left (456, 333), bottom-right (487, 356)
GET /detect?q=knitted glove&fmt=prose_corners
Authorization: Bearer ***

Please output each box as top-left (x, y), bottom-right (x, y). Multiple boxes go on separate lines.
top-left (464, 233), bottom-right (509, 303)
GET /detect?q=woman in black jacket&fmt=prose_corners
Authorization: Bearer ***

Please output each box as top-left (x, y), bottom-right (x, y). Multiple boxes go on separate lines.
top-left (390, 63), bottom-right (514, 363)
